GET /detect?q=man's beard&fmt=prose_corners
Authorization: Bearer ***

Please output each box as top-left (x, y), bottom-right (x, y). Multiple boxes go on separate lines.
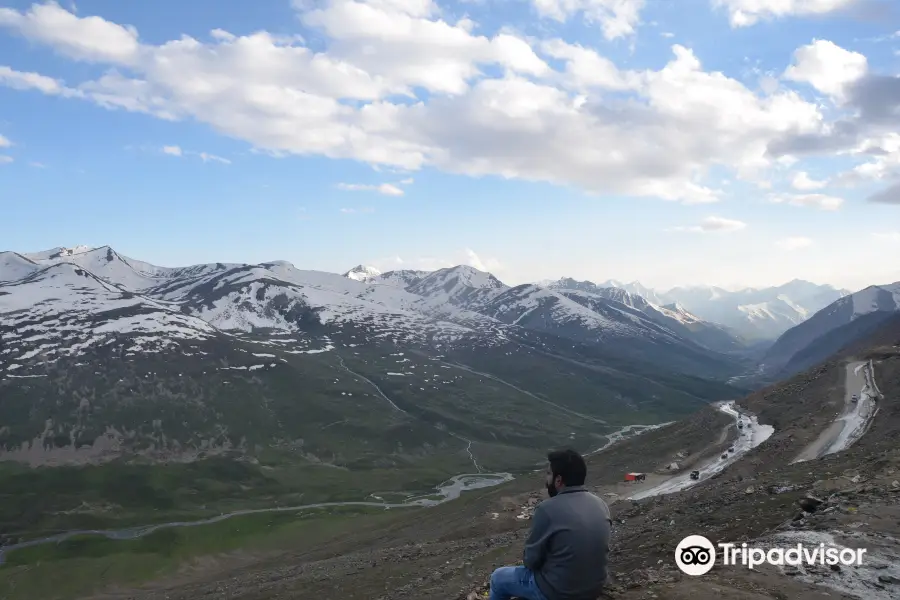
top-left (545, 483), bottom-right (558, 498)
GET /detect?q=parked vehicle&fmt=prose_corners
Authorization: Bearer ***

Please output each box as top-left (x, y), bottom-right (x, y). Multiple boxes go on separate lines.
top-left (690, 470), bottom-right (700, 480)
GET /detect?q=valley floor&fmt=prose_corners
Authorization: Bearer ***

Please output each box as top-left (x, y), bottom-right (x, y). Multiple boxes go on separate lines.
top-left (4, 348), bottom-right (900, 600)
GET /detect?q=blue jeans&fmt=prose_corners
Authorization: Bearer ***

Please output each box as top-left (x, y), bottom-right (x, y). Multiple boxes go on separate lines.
top-left (489, 566), bottom-right (548, 600)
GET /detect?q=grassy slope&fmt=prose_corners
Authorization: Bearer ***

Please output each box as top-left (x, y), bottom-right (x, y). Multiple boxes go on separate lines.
top-left (0, 506), bottom-right (398, 600)
top-left (0, 322), bottom-right (744, 543)
top-left (0, 387), bottom-right (743, 599)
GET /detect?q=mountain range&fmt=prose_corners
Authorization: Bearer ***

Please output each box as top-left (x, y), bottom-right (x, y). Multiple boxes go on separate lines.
top-left (536, 276), bottom-right (851, 341)
top-left (3, 246), bottom-right (897, 474)
top-left (0, 246), bottom-right (743, 472)
top-left (758, 281), bottom-right (900, 380)
top-left (6, 244), bottom-right (900, 600)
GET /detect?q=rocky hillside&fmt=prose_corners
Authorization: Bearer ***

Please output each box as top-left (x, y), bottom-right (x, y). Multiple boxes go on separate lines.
top-left (41, 316), bottom-right (900, 600)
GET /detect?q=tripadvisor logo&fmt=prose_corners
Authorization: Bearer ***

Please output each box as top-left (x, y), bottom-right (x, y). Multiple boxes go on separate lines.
top-left (674, 535), bottom-right (867, 575)
top-left (675, 535), bottom-right (716, 575)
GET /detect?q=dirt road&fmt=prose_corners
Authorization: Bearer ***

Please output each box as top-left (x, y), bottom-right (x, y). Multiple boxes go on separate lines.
top-left (629, 401), bottom-right (773, 500)
top-left (793, 361), bottom-right (876, 463)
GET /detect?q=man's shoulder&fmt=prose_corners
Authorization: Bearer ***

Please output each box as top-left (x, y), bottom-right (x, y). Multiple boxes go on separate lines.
top-left (571, 491), bottom-right (611, 518)
top-left (587, 491), bottom-right (612, 512)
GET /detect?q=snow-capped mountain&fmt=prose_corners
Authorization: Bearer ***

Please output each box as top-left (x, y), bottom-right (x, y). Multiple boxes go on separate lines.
top-left (548, 277), bottom-right (851, 340)
top-left (0, 246), bottom-right (740, 468)
top-left (539, 278), bottom-right (743, 352)
top-left (759, 281), bottom-right (900, 378)
top-left (597, 280), bottom-right (668, 305)
top-left (372, 269), bottom-right (430, 289)
top-left (0, 252), bottom-right (40, 283)
top-left (0, 246), bottom-right (747, 467)
top-left (22, 245), bottom-right (94, 261)
top-left (343, 264), bottom-right (382, 282)
top-left (1, 263), bottom-right (216, 367)
top-left (663, 280), bottom-right (851, 339)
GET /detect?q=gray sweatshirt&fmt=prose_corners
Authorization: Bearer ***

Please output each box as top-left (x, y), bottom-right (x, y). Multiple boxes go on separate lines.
top-left (523, 486), bottom-right (611, 600)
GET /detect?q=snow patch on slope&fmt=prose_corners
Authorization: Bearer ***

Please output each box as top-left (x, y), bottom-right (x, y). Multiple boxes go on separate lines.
top-left (850, 284), bottom-right (900, 317)
top-left (0, 252), bottom-right (40, 283)
top-left (0, 264), bottom-right (216, 375)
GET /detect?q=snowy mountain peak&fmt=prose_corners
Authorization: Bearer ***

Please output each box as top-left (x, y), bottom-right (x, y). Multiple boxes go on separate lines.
top-left (343, 264), bottom-right (382, 282)
top-left (22, 245), bottom-right (95, 262)
top-left (54, 245), bottom-right (94, 258)
top-left (421, 265), bottom-right (504, 290)
top-left (599, 279), bottom-right (624, 289)
top-left (849, 283), bottom-right (900, 317)
top-left (662, 301), bottom-right (688, 313)
top-left (260, 260), bottom-right (295, 269)
top-left (405, 265), bottom-right (506, 309)
top-left (374, 269), bottom-right (430, 289)
top-left (0, 251), bottom-right (40, 283)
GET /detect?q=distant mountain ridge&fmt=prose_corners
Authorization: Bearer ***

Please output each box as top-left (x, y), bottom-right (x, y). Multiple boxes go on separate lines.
top-left (758, 282), bottom-right (900, 379)
top-left (537, 276), bottom-right (850, 340)
top-left (0, 245), bottom-right (744, 469)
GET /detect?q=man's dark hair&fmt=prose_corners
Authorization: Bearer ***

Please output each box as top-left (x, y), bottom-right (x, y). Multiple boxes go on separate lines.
top-left (547, 449), bottom-right (587, 486)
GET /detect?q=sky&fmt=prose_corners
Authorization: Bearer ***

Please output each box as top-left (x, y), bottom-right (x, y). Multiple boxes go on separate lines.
top-left (0, 0), bottom-right (899, 293)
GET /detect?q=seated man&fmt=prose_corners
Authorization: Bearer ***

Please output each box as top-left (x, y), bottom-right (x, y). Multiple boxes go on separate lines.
top-left (489, 449), bottom-right (611, 600)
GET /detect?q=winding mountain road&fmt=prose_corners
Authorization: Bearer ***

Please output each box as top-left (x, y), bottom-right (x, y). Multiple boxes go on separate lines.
top-left (334, 353), bottom-right (409, 415)
top-left (793, 361), bottom-right (879, 463)
top-left (629, 401), bottom-right (774, 500)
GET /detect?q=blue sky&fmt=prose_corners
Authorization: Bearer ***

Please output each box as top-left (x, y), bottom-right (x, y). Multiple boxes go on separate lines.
top-left (1, 0), bottom-right (899, 291)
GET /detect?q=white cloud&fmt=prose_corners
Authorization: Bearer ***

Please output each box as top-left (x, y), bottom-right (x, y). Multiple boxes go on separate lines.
top-left (465, 248), bottom-right (502, 272)
top-left (0, 2), bottom-right (832, 203)
top-left (0, 155), bottom-right (13, 164)
top-left (790, 171), bottom-right (827, 190)
top-left (0, 133), bottom-right (11, 147)
top-left (0, 65), bottom-right (79, 96)
top-left (337, 182), bottom-right (405, 196)
top-left (198, 152), bottom-right (230, 164)
top-left (836, 133), bottom-right (900, 185)
top-left (29, 161), bottom-right (47, 168)
top-left (371, 254), bottom-right (453, 272)
top-left (340, 206), bottom-right (375, 213)
top-left (530, 0), bottom-right (645, 40)
top-left (368, 249), bottom-right (501, 273)
top-left (671, 216), bottom-right (747, 233)
top-left (769, 192), bottom-right (844, 210)
top-left (0, 1), bottom-right (140, 64)
top-left (713, 0), bottom-right (858, 27)
top-left (783, 39), bottom-right (867, 100)
top-left (399, 178), bottom-right (414, 185)
top-left (301, 0), bottom-right (550, 95)
top-left (869, 181), bottom-right (900, 205)
top-left (776, 155), bottom-right (799, 167)
top-left (162, 145), bottom-right (230, 164)
top-left (872, 232), bottom-right (900, 243)
top-left (539, 39), bottom-right (635, 90)
top-left (776, 236), bottom-right (814, 250)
